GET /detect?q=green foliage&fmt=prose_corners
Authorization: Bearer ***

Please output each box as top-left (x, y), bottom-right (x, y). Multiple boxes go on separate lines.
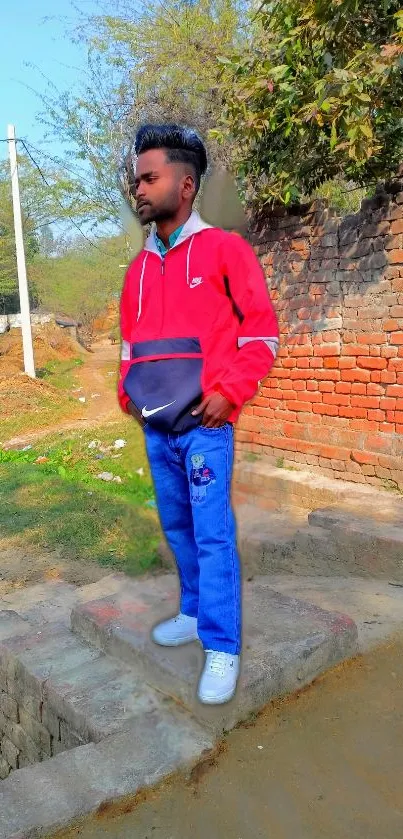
top-left (31, 234), bottom-right (128, 325)
top-left (311, 177), bottom-right (369, 214)
top-left (214, 1), bottom-right (403, 206)
top-left (0, 155), bottom-right (95, 313)
top-left (37, 0), bottom-right (247, 226)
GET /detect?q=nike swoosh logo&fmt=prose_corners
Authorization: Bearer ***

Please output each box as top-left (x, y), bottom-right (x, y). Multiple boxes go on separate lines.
top-left (142, 401), bottom-right (176, 418)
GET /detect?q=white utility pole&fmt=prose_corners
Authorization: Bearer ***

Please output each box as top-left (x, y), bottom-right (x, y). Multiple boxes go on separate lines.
top-left (7, 124), bottom-right (35, 378)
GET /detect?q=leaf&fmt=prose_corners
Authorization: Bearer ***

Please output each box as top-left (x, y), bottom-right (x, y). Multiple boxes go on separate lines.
top-left (330, 121), bottom-right (338, 150)
top-left (359, 122), bottom-right (373, 139)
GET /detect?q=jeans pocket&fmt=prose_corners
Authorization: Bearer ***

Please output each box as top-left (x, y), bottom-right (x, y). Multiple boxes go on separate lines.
top-left (198, 423), bottom-right (232, 434)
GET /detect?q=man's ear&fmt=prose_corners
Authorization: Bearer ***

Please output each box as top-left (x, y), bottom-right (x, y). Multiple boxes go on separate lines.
top-left (182, 174), bottom-right (196, 201)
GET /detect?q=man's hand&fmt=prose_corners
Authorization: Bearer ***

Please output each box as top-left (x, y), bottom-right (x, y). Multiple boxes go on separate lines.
top-left (127, 400), bottom-right (146, 428)
top-left (192, 393), bottom-right (234, 428)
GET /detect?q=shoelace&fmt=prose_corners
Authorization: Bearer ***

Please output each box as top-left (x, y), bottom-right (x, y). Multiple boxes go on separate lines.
top-left (206, 651), bottom-right (231, 676)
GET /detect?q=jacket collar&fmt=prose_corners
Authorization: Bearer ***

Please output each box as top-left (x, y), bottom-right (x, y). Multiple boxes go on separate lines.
top-left (144, 210), bottom-right (213, 256)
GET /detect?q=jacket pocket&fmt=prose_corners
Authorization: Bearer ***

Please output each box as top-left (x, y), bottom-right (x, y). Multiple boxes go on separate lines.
top-left (123, 338), bottom-right (203, 433)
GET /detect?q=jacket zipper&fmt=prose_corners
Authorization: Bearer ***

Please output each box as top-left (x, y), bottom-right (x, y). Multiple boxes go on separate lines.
top-left (161, 256), bottom-right (165, 333)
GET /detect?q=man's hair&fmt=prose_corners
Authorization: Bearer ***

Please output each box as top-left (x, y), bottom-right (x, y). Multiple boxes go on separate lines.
top-left (134, 124), bottom-right (208, 192)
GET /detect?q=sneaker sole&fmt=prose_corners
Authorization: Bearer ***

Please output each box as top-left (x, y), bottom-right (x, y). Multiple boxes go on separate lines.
top-left (151, 632), bottom-right (200, 647)
top-left (197, 685), bottom-right (238, 705)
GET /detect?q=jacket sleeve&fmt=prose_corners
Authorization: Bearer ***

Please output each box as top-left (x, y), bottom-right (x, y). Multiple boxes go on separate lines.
top-left (118, 269), bottom-right (132, 414)
top-left (215, 234), bottom-right (279, 409)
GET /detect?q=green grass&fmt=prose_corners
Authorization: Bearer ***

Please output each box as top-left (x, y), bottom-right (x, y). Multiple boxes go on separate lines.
top-left (36, 358), bottom-right (84, 391)
top-left (0, 356), bottom-right (87, 442)
top-left (0, 422), bottom-right (162, 575)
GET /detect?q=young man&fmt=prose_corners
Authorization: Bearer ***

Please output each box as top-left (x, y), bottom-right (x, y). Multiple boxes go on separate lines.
top-left (118, 124), bottom-right (278, 705)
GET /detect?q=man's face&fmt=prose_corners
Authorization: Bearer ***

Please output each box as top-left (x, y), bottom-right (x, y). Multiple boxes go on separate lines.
top-left (134, 148), bottom-right (193, 225)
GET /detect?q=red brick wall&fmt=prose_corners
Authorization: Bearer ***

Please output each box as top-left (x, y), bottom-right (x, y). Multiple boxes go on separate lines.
top-left (237, 185), bottom-right (403, 490)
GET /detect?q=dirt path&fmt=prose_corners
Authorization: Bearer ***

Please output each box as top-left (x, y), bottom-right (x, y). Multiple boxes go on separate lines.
top-left (55, 637), bottom-right (403, 839)
top-left (4, 340), bottom-right (121, 448)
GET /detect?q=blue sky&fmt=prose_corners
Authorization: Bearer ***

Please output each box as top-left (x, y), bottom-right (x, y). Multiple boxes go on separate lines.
top-left (0, 1), bottom-right (97, 161)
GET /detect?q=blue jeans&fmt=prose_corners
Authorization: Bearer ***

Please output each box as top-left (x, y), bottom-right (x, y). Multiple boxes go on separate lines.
top-left (145, 423), bottom-right (241, 655)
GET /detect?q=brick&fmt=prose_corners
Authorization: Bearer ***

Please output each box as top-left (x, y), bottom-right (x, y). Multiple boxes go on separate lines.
top-left (381, 370), bottom-right (397, 383)
top-left (288, 400), bottom-right (312, 412)
top-left (1, 735), bottom-right (19, 769)
top-left (350, 419), bottom-right (379, 432)
top-left (342, 344), bottom-right (370, 356)
top-left (385, 234), bottom-right (402, 251)
top-left (0, 757), bottom-right (10, 780)
top-left (367, 383), bottom-right (384, 396)
top-left (0, 721), bottom-right (41, 762)
top-left (391, 219), bottom-right (403, 234)
top-left (51, 736), bottom-right (66, 756)
top-left (315, 369), bottom-right (340, 381)
top-left (0, 692), bottom-right (19, 722)
top-left (384, 319), bottom-right (400, 332)
top-left (297, 391), bottom-right (322, 402)
top-left (379, 397), bottom-right (396, 411)
top-left (351, 382), bottom-right (367, 395)
top-left (367, 409), bottom-right (386, 421)
top-left (323, 393), bottom-right (350, 407)
top-left (339, 357), bottom-right (355, 369)
top-left (364, 433), bottom-right (393, 452)
top-left (335, 382), bottom-right (352, 394)
top-left (313, 343), bottom-right (341, 357)
top-left (381, 346), bottom-right (399, 358)
top-left (341, 369), bottom-right (371, 383)
top-left (338, 406), bottom-right (367, 419)
top-left (390, 332), bottom-right (403, 344)
top-left (312, 404), bottom-right (339, 416)
top-left (388, 249), bottom-right (403, 263)
top-left (386, 385), bottom-right (403, 397)
top-left (323, 357), bottom-right (340, 369)
top-left (292, 345), bottom-right (313, 357)
top-left (356, 357), bottom-right (387, 370)
top-left (351, 396), bottom-right (380, 409)
top-left (351, 450), bottom-right (378, 465)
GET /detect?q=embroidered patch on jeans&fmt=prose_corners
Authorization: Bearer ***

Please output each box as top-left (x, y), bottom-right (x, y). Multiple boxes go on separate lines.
top-left (190, 454), bottom-right (216, 504)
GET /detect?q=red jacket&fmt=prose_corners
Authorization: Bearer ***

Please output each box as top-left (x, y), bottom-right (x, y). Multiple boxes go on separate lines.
top-left (118, 212), bottom-right (278, 433)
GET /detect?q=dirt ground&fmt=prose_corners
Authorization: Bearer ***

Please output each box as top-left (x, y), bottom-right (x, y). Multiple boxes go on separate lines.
top-left (3, 339), bottom-right (121, 449)
top-left (55, 637), bottom-right (403, 839)
top-left (0, 544), bottom-right (106, 597)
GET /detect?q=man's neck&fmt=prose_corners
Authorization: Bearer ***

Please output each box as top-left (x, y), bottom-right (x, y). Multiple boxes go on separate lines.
top-left (156, 208), bottom-right (193, 248)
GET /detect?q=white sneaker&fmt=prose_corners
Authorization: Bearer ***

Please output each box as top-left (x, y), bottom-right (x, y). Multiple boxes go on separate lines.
top-left (198, 650), bottom-right (240, 705)
top-left (151, 613), bottom-right (199, 647)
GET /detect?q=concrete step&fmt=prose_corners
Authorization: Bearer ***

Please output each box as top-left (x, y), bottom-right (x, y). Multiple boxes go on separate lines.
top-left (0, 619), bottom-right (175, 747)
top-left (260, 575), bottom-right (403, 652)
top-left (234, 460), bottom-right (403, 519)
top-left (71, 574), bottom-right (358, 735)
top-left (0, 574), bottom-right (127, 629)
top-left (0, 706), bottom-right (213, 839)
top-left (234, 503), bottom-right (403, 580)
top-left (308, 509), bottom-right (403, 578)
